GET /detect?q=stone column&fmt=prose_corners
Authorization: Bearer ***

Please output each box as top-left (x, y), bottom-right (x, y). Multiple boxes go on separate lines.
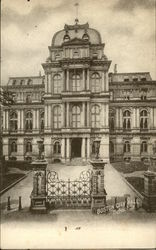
top-left (3, 110), bottom-right (6, 131)
top-left (101, 72), bottom-right (105, 92)
top-left (61, 138), bottom-right (65, 162)
top-left (21, 110), bottom-right (24, 132)
top-left (17, 110), bottom-right (21, 132)
top-left (105, 104), bottom-right (109, 128)
top-left (33, 110), bottom-right (36, 132)
top-left (36, 109), bottom-right (39, 131)
top-left (45, 74), bottom-right (48, 93)
top-left (82, 102), bottom-right (85, 127)
top-left (87, 69), bottom-right (90, 90)
top-left (87, 137), bottom-right (90, 159)
top-left (62, 103), bottom-right (65, 127)
top-left (104, 72), bottom-right (108, 92)
top-left (6, 110), bottom-right (9, 131)
top-left (81, 137), bottom-right (86, 160)
top-left (87, 102), bottom-right (90, 127)
top-left (47, 105), bottom-right (51, 129)
top-left (66, 138), bottom-right (70, 161)
top-left (66, 69), bottom-right (69, 91)
top-left (83, 69), bottom-right (85, 90)
top-left (66, 102), bottom-right (69, 127)
top-left (45, 105), bottom-right (48, 130)
top-left (48, 74), bottom-right (51, 94)
top-left (136, 108), bottom-right (140, 128)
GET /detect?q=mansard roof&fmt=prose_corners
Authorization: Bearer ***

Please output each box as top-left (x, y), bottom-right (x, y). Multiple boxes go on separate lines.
top-left (52, 21), bottom-right (102, 47)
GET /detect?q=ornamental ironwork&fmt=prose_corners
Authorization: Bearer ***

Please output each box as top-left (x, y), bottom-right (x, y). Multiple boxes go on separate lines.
top-left (47, 170), bottom-right (92, 209)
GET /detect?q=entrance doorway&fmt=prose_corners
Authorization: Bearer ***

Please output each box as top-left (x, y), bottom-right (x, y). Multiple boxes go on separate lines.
top-left (71, 138), bottom-right (82, 158)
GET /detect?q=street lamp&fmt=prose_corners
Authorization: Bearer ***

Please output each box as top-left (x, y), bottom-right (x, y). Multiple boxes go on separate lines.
top-left (94, 138), bottom-right (101, 159)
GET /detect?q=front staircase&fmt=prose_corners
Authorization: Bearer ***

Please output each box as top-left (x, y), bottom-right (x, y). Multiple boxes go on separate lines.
top-left (68, 157), bottom-right (88, 166)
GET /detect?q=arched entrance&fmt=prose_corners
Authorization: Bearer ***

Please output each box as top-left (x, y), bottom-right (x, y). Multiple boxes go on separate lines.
top-left (71, 138), bottom-right (82, 158)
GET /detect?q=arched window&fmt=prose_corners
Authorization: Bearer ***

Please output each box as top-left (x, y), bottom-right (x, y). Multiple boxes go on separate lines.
top-left (26, 94), bottom-right (32, 103)
top-left (54, 141), bottom-right (61, 154)
top-left (27, 79), bottom-right (32, 85)
top-left (124, 141), bottom-right (131, 153)
top-left (91, 105), bottom-right (100, 128)
top-left (40, 111), bottom-right (44, 132)
top-left (11, 141), bottom-right (17, 153)
top-left (91, 73), bottom-right (100, 92)
top-left (10, 111), bottom-right (18, 131)
top-left (26, 141), bottom-right (32, 153)
top-left (72, 105), bottom-right (81, 128)
top-left (71, 74), bottom-right (81, 91)
top-left (92, 141), bottom-right (96, 154)
top-left (109, 141), bottom-right (114, 153)
top-left (109, 110), bottom-right (115, 131)
top-left (25, 111), bottom-right (33, 131)
top-left (53, 106), bottom-right (61, 129)
top-left (141, 141), bottom-right (147, 153)
top-left (53, 74), bottom-right (62, 94)
top-left (140, 110), bottom-right (148, 129)
top-left (123, 110), bottom-right (131, 130)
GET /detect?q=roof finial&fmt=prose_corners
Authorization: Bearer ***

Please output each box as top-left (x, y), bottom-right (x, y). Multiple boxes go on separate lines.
top-left (74, 2), bottom-right (79, 24)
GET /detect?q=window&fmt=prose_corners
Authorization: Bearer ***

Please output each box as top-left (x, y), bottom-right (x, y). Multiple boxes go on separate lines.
top-left (124, 78), bottom-right (129, 82)
top-left (55, 53), bottom-right (60, 60)
top-left (82, 33), bottom-right (89, 41)
top-left (140, 110), bottom-right (148, 129)
top-left (91, 73), bottom-right (100, 92)
top-left (10, 111), bottom-right (18, 131)
top-left (109, 141), bottom-right (114, 153)
top-left (153, 141), bottom-right (156, 154)
top-left (25, 111), bottom-right (33, 131)
top-left (141, 77), bottom-right (146, 81)
top-left (26, 94), bottom-right (32, 103)
top-left (20, 79), bottom-right (24, 85)
top-left (123, 110), bottom-right (131, 130)
top-left (40, 112), bottom-right (44, 132)
top-left (63, 34), bottom-right (70, 42)
top-left (92, 52), bottom-right (98, 59)
top-left (27, 79), bottom-right (32, 85)
top-left (91, 105), bottom-right (100, 128)
top-left (71, 74), bottom-right (81, 91)
top-left (53, 74), bottom-right (62, 94)
top-left (124, 141), bottom-right (131, 153)
top-left (73, 49), bottom-right (79, 58)
top-left (12, 80), bottom-right (16, 85)
top-left (26, 141), bottom-right (32, 153)
top-left (109, 110), bottom-right (115, 131)
top-left (141, 141), bottom-right (147, 153)
top-left (133, 78), bottom-right (138, 82)
top-left (54, 141), bottom-right (61, 154)
top-left (72, 105), bottom-right (81, 128)
top-left (53, 106), bottom-right (61, 129)
top-left (92, 141), bottom-right (96, 154)
top-left (11, 141), bottom-right (17, 153)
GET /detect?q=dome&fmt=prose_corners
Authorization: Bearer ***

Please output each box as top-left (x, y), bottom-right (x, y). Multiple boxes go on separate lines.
top-left (52, 22), bottom-right (102, 46)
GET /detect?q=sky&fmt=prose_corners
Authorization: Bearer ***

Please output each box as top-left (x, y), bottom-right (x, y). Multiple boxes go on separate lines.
top-left (1, 0), bottom-right (156, 85)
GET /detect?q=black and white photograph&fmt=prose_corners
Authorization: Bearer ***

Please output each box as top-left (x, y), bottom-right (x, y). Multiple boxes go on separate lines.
top-left (0, 0), bottom-right (156, 249)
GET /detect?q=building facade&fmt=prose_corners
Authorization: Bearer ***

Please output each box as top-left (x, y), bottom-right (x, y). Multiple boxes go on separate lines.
top-left (2, 21), bottom-right (156, 164)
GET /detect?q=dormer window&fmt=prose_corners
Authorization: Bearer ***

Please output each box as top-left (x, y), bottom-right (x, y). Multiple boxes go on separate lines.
top-left (124, 78), bottom-right (129, 82)
top-left (12, 80), bottom-right (16, 85)
top-left (133, 78), bottom-right (138, 82)
top-left (20, 79), bottom-right (24, 85)
top-left (82, 33), bottom-right (89, 41)
top-left (27, 79), bottom-right (32, 85)
top-left (141, 77), bottom-right (146, 81)
top-left (63, 30), bottom-right (70, 42)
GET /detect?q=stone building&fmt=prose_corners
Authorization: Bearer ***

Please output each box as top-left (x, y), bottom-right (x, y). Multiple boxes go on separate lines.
top-left (2, 21), bottom-right (156, 164)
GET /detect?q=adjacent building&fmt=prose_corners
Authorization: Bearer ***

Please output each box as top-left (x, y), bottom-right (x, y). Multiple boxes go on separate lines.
top-left (2, 20), bottom-right (156, 164)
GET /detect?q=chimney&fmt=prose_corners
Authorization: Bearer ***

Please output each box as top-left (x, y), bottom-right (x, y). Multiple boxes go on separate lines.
top-left (114, 64), bottom-right (117, 73)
